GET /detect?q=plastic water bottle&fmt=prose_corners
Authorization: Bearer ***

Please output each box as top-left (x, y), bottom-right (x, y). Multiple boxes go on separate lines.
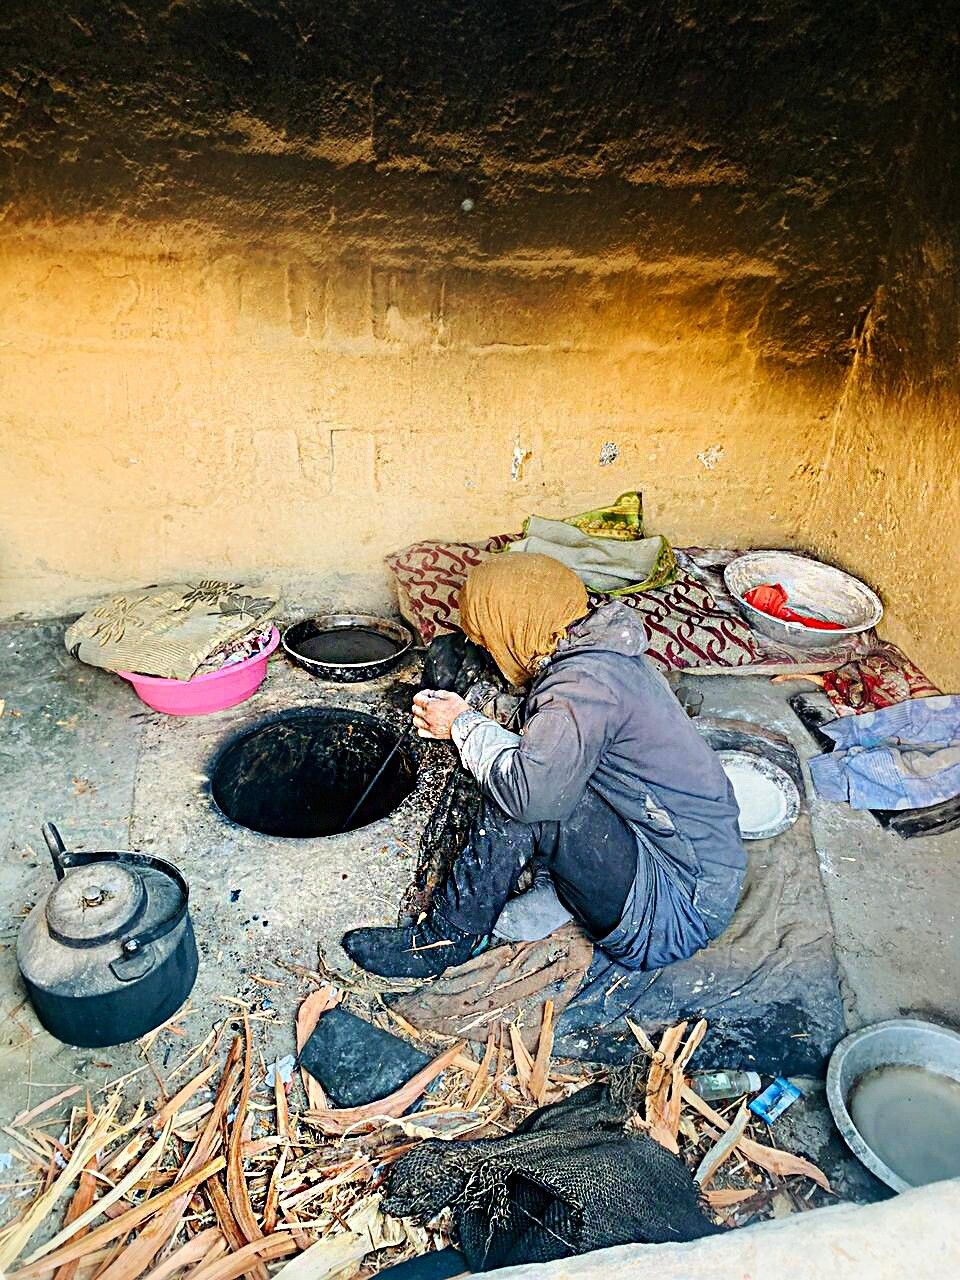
top-left (689, 1069), bottom-right (762, 1101)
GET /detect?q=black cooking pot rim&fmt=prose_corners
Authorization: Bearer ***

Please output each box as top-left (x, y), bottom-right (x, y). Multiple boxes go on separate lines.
top-left (281, 614), bottom-right (415, 670)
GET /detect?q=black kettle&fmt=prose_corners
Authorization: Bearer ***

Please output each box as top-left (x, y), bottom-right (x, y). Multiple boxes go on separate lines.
top-left (17, 824), bottom-right (198, 1048)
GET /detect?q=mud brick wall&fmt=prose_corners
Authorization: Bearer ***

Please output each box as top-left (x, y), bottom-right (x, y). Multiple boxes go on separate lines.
top-left (1, 2), bottom-right (957, 684)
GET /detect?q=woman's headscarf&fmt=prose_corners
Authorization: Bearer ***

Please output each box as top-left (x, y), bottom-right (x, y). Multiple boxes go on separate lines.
top-left (458, 553), bottom-right (589, 686)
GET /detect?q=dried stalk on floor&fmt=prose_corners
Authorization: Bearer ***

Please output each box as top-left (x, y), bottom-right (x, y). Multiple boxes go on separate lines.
top-left (0, 987), bottom-right (832, 1280)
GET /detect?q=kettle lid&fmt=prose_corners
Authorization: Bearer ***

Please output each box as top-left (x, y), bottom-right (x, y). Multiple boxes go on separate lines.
top-left (46, 863), bottom-right (147, 945)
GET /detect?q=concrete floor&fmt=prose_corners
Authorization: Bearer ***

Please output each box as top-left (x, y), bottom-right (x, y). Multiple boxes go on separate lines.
top-left (696, 674), bottom-right (960, 1033)
top-left (2, 618), bottom-right (959, 1212)
top-left (0, 620), bottom-right (438, 1129)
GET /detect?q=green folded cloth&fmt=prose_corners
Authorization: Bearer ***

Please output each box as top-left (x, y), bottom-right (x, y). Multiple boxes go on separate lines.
top-left (565, 490), bottom-right (645, 541)
top-left (508, 515), bottom-right (676, 593)
top-left (505, 492), bottom-right (676, 593)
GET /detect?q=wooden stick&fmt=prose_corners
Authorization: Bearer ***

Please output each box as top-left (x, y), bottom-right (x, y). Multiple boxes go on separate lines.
top-left (492, 1021), bottom-right (509, 1098)
top-left (79, 1037), bottom-right (243, 1280)
top-left (675, 1019), bottom-right (708, 1074)
top-left (3, 1125), bottom-right (62, 1165)
top-left (682, 1087), bottom-right (831, 1191)
top-left (303, 1041), bottom-right (465, 1136)
top-left (463, 1028), bottom-right (498, 1111)
top-left (138, 1228), bottom-right (226, 1280)
top-left (296, 986), bottom-right (341, 1113)
top-left (694, 1102), bottom-right (750, 1187)
top-left (703, 1187), bottom-right (757, 1208)
top-left (0, 1096), bottom-right (120, 1272)
top-left (665, 1018), bottom-right (708, 1143)
top-left (23, 1123), bottom-right (173, 1264)
top-left (269, 1231), bottom-right (371, 1280)
top-left (225, 1013), bottom-right (264, 1250)
top-left (7, 1158), bottom-right (225, 1279)
top-left (12, 1088), bottom-right (82, 1130)
top-left (625, 1018), bottom-right (657, 1057)
top-left (274, 1072), bottom-right (291, 1145)
top-left (280, 1212), bottom-right (315, 1253)
top-left (185, 1234), bottom-right (296, 1280)
top-left (507, 1024), bottom-right (535, 1101)
top-left (92, 1227), bottom-right (133, 1278)
top-left (261, 1146), bottom-right (287, 1234)
top-left (529, 1001), bottom-right (554, 1105)
top-left (203, 1176), bottom-right (248, 1254)
top-left (51, 1162), bottom-right (98, 1280)
top-left (152, 1064), bottom-right (218, 1130)
top-left (165, 1030), bottom-right (215, 1085)
top-left (645, 1022), bottom-right (687, 1153)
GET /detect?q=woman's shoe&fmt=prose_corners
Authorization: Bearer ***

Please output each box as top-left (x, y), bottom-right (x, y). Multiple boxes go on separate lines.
top-left (341, 917), bottom-right (479, 979)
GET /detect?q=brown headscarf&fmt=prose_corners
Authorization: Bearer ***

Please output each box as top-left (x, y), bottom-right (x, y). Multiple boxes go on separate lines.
top-left (458, 553), bottom-right (589, 686)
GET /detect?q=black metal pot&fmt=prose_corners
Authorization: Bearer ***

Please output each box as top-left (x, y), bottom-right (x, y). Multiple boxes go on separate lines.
top-left (282, 614), bottom-right (415, 682)
top-left (16, 824), bottom-right (198, 1048)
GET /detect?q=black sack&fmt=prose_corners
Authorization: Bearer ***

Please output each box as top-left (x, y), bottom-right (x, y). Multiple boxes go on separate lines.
top-left (383, 1073), bottom-right (721, 1271)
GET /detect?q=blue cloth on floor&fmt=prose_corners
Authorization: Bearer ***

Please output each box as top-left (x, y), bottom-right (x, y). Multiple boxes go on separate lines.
top-left (808, 695), bottom-right (960, 811)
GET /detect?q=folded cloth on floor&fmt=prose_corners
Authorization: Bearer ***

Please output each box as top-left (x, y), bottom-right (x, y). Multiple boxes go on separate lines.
top-left (819, 641), bottom-right (941, 716)
top-left (744, 582), bottom-right (845, 630)
top-left (508, 514), bottom-right (676, 593)
top-left (389, 923), bottom-right (594, 1053)
top-left (809, 695), bottom-right (960, 810)
top-left (65, 580), bottom-right (281, 680)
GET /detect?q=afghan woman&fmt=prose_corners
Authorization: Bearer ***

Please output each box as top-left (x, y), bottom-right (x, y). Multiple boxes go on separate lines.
top-left (343, 554), bottom-right (746, 979)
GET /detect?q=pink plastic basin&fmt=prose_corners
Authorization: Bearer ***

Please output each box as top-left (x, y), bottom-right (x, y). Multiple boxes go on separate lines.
top-left (119, 628), bottom-right (280, 716)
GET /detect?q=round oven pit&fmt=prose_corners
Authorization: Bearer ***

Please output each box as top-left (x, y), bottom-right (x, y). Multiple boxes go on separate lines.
top-left (210, 709), bottom-right (416, 838)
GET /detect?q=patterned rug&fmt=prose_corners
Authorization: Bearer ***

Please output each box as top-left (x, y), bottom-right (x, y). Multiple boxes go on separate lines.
top-left (386, 537), bottom-right (883, 677)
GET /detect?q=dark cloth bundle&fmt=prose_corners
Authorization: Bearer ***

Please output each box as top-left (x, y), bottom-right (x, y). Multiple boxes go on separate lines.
top-left (382, 1073), bottom-right (720, 1271)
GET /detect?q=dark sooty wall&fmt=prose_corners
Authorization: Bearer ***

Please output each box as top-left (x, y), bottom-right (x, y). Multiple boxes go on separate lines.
top-left (3, 1), bottom-right (954, 362)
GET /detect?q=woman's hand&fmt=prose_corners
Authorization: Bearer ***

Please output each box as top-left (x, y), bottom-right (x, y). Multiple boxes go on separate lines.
top-left (412, 690), bottom-right (471, 740)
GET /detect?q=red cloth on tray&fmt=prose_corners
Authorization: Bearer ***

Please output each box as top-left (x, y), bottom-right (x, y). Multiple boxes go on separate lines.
top-left (744, 582), bottom-right (845, 631)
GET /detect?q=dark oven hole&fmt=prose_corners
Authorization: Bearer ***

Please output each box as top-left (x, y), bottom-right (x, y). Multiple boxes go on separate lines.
top-left (210, 709), bottom-right (416, 838)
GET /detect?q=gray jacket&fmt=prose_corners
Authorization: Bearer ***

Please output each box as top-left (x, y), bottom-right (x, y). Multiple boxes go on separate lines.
top-left (452, 601), bottom-right (746, 937)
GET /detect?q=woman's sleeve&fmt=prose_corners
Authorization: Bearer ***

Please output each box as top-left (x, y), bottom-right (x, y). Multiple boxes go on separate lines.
top-left (453, 669), bottom-right (616, 822)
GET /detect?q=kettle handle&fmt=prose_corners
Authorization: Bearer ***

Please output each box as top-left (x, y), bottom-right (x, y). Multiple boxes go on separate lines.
top-left (44, 846), bottom-right (191, 957)
top-left (42, 823), bottom-right (68, 881)
top-left (38, 826), bottom-right (190, 958)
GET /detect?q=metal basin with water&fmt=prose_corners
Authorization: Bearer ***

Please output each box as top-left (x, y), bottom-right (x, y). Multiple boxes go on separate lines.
top-left (827, 1019), bottom-right (960, 1192)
